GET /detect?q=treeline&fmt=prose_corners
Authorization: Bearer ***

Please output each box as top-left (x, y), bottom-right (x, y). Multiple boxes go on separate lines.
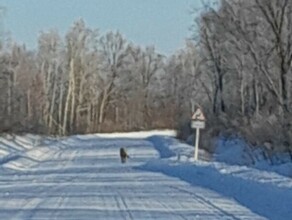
top-left (0, 20), bottom-right (199, 135)
top-left (1, 0), bottom-right (292, 155)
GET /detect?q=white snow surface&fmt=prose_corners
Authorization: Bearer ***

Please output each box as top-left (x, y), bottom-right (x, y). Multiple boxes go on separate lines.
top-left (0, 131), bottom-right (290, 219)
top-left (215, 135), bottom-right (292, 178)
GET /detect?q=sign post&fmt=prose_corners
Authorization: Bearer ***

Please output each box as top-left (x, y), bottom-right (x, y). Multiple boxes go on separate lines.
top-left (191, 108), bottom-right (206, 161)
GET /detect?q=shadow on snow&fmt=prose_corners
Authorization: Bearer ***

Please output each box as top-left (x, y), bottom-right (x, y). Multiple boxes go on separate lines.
top-left (138, 135), bottom-right (292, 220)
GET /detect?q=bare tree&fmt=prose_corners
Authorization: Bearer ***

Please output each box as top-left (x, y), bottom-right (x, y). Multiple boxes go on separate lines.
top-left (97, 31), bottom-right (129, 130)
top-left (194, 0), bottom-right (292, 153)
top-left (127, 45), bottom-right (164, 128)
top-left (37, 29), bottom-right (63, 133)
top-left (62, 19), bottom-right (98, 134)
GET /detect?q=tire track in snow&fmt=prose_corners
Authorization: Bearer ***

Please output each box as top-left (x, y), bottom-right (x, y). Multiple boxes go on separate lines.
top-left (0, 135), bottom-right (266, 219)
top-left (13, 184), bottom-right (57, 219)
top-left (48, 193), bottom-right (67, 219)
top-left (156, 199), bottom-right (189, 220)
top-left (9, 146), bottom-right (78, 219)
top-left (117, 192), bottom-right (134, 220)
top-left (14, 197), bottom-right (43, 219)
top-left (169, 185), bottom-right (261, 220)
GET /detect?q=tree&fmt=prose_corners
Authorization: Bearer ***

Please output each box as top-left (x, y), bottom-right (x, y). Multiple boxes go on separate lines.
top-left (195, 0), bottom-right (292, 153)
top-left (62, 19), bottom-right (98, 134)
top-left (128, 45), bottom-right (164, 128)
top-left (37, 29), bottom-right (63, 133)
top-left (97, 31), bottom-right (130, 130)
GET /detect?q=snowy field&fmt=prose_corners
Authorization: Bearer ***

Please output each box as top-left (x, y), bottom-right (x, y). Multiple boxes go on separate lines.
top-left (0, 131), bottom-right (291, 219)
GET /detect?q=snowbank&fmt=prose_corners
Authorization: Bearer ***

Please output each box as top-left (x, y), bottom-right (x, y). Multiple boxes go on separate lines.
top-left (139, 159), bottom-right (292, 220)
top-left (138, 135), bottom-right (292, 219)
top-left (214, 135), bottom-right (292, 178)
top-left (76, 130), bottom-right (177, 139)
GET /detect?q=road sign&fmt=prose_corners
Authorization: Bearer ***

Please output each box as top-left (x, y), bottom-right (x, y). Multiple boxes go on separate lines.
top-left (191, 108), bottom-right (206, 161)
top-left (191, 108), bottom-right (205, 121)
top-left (191, 120), bottom-right (205, 129)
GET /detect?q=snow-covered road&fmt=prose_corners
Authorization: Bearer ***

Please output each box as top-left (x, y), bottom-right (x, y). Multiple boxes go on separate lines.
top-left (0, 134), bottom-right (265, 219)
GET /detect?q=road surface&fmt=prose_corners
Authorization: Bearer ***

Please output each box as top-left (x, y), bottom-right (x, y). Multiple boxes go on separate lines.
top-left (0, 136), bottom-right (264, 219)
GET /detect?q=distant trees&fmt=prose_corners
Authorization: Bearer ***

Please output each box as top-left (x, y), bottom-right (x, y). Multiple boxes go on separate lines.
top-left (0, 19), bottom-right (175, 134)
top-left (127, 45), bottom-right (164, 128)
top-left (163, 41), bottom-right (204, 127)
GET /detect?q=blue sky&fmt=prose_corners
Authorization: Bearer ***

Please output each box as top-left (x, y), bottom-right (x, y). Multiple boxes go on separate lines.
top-left (0, 0), bottom-right (201, 55)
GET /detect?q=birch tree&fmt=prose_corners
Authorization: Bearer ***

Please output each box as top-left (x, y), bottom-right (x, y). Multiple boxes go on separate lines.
top-left (62, 19), bottom-right (98, 134)
top-left (37, 30), bottom-right (63, 133)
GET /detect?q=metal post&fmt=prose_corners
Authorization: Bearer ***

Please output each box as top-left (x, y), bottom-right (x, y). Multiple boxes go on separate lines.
top-left (194, 128), bottom-right (200, 160)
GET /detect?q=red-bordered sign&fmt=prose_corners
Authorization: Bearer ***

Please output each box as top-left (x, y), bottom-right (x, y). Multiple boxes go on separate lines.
top-left (191, 108), bottom-right (206, 121)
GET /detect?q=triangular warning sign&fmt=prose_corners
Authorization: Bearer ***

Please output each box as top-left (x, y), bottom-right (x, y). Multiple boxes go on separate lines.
top-left (192, 108), bottom-right (205, 121)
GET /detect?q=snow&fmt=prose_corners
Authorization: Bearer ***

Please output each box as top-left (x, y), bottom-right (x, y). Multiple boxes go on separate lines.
top-left (77, 129), bottom-right (177, 139)
top-left (214, 135), bottom-right (292, 178)
top-left (0, 130), bottom-right (290, 219)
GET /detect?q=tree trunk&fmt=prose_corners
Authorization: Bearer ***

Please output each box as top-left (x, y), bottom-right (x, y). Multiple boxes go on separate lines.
top-left (98, 91), bottom-right (107, 129)
top-left (27, 89), bottom-right (32, 119)
top-left (69, 60), bottom-right (76, 133)
top-left (76, 72), bottom-right (86, 131)
top-left (58, 76), bottom-right (64, 135)
top-left (48, 67), bottom-right (58, 133)
top-left (7, 73), bottom-right (12, 118)
top-left (86, 104), bottom-right (92, 133)
top-left (43, 62), bottom-right (52, 127)
top-left (218, 73), bottom-right (225, 113)
top-left (240, 73), bottom-right (245, 115)
top-left (254, 78), bottom-right (259, 117)
top-left (63, 59), bottom-right (74, 135)
top-left (115, 106), bottom-right (119, 123)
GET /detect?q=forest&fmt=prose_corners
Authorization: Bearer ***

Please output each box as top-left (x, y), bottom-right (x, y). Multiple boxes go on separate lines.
top-left (0, 0), bottom-right (292, 156)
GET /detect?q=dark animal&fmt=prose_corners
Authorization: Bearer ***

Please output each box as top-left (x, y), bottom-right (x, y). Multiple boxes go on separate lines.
top-left (120, 147), bottom-right (129, 163)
